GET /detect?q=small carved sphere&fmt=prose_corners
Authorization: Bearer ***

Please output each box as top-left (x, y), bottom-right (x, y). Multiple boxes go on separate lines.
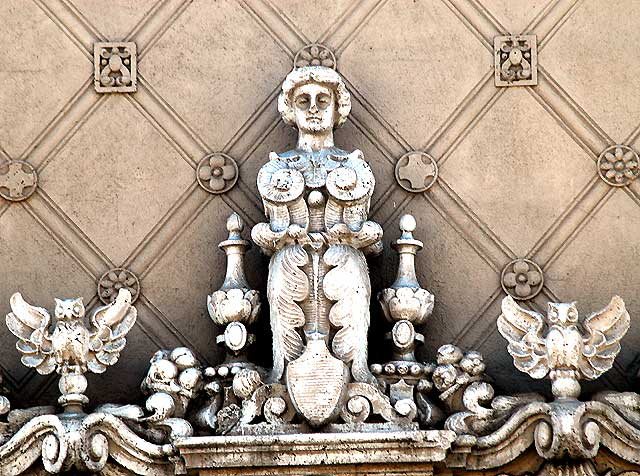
top-left (59, 373), bottom-right (87, 395)
top-left (307, 190), bottom-right (325, 208)
top-left (370, 363), bottom-right (383, 375)
top-left (394, 398), bottom-right (416, 417)
top-left (432, 364), bottom-right (457, 391)
top-left (265, 396), bottom-right (287, 416)
top-left (170, 347), bottom-right (197, 369)
top-left (347, 395), bottom-right (368, 415)
top-left (399, 214), bottom-right (417, 233)
top-left (150, 359), bottom-right (178, 382)
top-left (224, 322), bottom-right (248, 352)
top-left (436, 344), bottom-right (463, 365)
top-left (459, 351), bottom-right (485, 376)
top-left (178, 367), bottom-right (202, 391)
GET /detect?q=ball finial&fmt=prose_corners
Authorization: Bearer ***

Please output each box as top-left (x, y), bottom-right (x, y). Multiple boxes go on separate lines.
top-left (399, 214), bottom-right (416, 234)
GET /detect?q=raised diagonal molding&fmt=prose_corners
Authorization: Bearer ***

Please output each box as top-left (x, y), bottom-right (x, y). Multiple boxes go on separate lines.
top-left (238, 0), bottom-right (305, 56)
top-left (530, 68), bottom-right (612, 155)
top-left (25, 80), bottom-right (104, 170)
top-left (126, 79), bottom-right (203, 167)
top-left (33, 0), bottom-right (98, 59)
top-left (23, 192), bottom-right (112, 277)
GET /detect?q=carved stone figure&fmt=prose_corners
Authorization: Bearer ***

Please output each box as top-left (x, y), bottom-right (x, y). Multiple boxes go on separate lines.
top-left (5, 289), bottom-right (137, 412)
top-left (498, 295), bottom-right (630, 398)
top-left (251, 66), bottom-right (383, 426)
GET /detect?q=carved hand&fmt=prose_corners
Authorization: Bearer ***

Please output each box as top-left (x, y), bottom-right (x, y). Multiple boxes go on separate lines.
top-left (326, 221), bottom-right (383, 251)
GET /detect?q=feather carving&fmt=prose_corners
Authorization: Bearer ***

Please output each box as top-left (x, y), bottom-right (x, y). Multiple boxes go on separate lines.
top-left (497, 296), bottom-right (548, 379)
top-left (6, 293), bottom-right (55, 374)
top-left (580, 295), bottom-right (630, 379)
top-left (268, 245), bottom-right (309, 382)
top-left (87, 289), bottom-right (137, 373)
top-left (323, 244), bottom-right (376, 385)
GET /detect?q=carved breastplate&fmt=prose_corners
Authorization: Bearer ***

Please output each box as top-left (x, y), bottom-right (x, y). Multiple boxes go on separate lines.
top-left (256, 149), bottom-right (375, 236)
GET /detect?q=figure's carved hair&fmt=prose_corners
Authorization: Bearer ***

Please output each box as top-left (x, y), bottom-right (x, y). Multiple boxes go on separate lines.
top-left (278, 66), bottom-right (351, 128)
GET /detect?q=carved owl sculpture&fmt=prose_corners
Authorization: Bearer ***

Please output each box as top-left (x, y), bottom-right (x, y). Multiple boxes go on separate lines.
top-left (497, 295), bottom-right (630, 398)
top-left (6, 289), bottom-right (137, 375)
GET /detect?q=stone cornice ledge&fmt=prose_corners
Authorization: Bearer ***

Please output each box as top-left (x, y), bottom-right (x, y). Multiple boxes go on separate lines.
top-left (176, 430), bottom-right (455, 470)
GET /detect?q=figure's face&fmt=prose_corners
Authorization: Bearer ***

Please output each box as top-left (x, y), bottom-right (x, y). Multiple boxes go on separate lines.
top-left (54, 297), bottom-right (84, 321)
top-left (292, 83), bottom-right (335, 133)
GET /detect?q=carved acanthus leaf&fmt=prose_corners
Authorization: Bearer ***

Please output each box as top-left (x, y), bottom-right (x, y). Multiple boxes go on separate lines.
top-left (324, 245), bottom-right (376, 386)
top-left (268, 245), bottom-right (308, 382)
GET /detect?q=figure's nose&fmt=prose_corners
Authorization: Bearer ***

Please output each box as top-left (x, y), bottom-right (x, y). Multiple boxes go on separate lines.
top-left (309, 98), bottom-right (319, 113)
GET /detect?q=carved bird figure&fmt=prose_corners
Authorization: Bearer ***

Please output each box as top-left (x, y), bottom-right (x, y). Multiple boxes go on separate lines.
top-left (6, 289), bottom-right (136, 375)
top-left (497, 295), bottom-right (630, 398)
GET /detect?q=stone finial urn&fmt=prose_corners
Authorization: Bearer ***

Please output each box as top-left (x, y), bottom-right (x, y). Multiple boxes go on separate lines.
top-left (207, 213), bottom-right (260, 355)
top-left (378, 214), bottom-right (434, 362)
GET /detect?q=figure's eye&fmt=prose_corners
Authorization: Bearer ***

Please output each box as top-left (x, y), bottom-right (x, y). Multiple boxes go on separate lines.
top-left (549, 309), bottom-right (557, 319)
top-left (73, 305), bottom-right (82, 315)
top-left (568, 310), bottom-right (577, 320)
top-left (317, 94), bottom-right (331, 108)
top-left (295, 95), bottom-right (309, 108)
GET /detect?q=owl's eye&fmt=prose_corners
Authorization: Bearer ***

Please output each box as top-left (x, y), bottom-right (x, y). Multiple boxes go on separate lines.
top-left (549, 309), bottom-right (557, 318)
top-left (568, 310), bottom-right (577, 320)
top-left (73, 305), bottom-right (82, 315)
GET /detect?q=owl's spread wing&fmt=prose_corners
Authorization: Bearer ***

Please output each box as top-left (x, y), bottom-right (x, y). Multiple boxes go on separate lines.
top-left (5, 293), bottom-right (55, 374)
top-left (580, 295), bottom-right (630, 379)
top-left (88, 289), bottom-right (137, 373)
top-left (497, 296), bottom-right (548, 379)
top-left (324, 244), bottom-right (377, 386)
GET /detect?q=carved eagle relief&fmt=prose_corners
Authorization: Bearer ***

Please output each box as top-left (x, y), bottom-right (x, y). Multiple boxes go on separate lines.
top-left (6, 289), bottom-right (137, 375)
top-left (497, 295), bottom-right (630, 381)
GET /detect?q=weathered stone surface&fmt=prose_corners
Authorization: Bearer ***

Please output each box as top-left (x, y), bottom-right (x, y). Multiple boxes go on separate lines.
top-left (176, 430), bottom-right (455, 470)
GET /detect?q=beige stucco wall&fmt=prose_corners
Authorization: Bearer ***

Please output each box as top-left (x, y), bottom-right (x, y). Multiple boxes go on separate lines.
top-left (1, 0), bottom-right (639, 409)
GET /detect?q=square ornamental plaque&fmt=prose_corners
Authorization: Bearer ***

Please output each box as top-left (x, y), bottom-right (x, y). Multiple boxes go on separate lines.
top-left (494, 35), bottom-right (537, 87)
top-left (94, 42), bottom-right (137, 93)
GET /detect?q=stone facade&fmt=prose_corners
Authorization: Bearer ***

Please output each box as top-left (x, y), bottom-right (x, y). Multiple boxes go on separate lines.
top-left (1, 1), bottom-right (640, 475)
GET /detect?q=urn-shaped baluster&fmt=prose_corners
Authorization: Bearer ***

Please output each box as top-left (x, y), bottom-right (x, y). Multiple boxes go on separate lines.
top-left (207, 213), bottom-right (260, 355)
top-left (378, 214), bottom-right (434, 361)
top-left (374, 215), bottom-right (439, 426)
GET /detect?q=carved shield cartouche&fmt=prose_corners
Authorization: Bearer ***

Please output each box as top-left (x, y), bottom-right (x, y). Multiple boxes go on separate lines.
top-left (286, 339), bottom-right (349, 427)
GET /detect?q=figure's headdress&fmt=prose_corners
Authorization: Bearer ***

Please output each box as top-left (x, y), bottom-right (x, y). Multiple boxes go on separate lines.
top-left (278, 66), bottom-right (351, 128)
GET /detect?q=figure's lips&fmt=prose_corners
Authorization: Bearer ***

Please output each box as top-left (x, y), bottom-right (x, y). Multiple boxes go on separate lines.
top-left (306, 116), bottom-right (322, 122)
